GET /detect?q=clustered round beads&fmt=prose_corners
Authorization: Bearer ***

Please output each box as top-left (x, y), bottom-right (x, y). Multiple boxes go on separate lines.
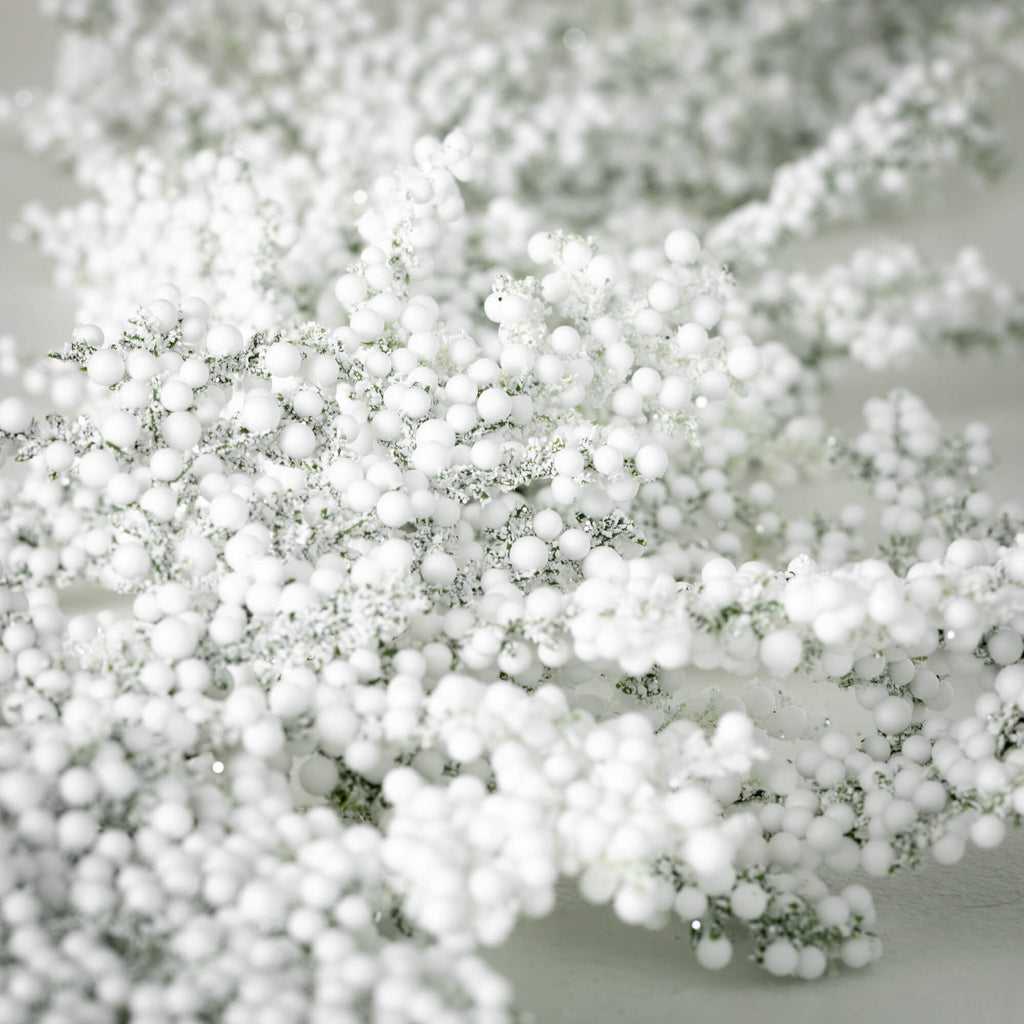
top-left (743, 243), bottom-right (1023, 372)
top-left (18, 3), bottom-right (1017, 334)
top-left (3, 1), bottom-right (1024, 1018)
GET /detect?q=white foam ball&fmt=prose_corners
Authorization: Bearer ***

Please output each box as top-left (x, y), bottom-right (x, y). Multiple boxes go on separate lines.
top-left (206, 323), bottom-right (245, 358)
top-left (112, 542), bottom-right (151, 581)
top-left (509, 536), bottom-right (549, 576)
top-left (241, 391), bottom-right (282, 433)
top-left (162, 411), bottom-right (202, 450)
top-left (265, 341), bottom-right (302, 377)
top-left (280, 422), bottom-right (317, 459)
top-left (970, 815), bottom-right (1006, 849)
top-left (695, 935), bottom-right (732, 970)
top-left (873, 696), bottom-right (912, 734)
top-left (664, 229), bottom-right (701, 264)
top-left (730, 882), bottom-right (767, 920)
top-left (86, 349), bottom-right (125, 387)
top-left (762, 940), bottom-right (799, 977)
top-left (760, 630), bottom-right (803, 677)
top-left (634, 444), bottom-right (669, 479)
top-left (151, 617), bottom-right (198, 662)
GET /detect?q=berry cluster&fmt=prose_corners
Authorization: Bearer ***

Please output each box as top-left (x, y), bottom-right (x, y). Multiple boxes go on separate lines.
top-left (2, 1), bottom-right (1024, 1020)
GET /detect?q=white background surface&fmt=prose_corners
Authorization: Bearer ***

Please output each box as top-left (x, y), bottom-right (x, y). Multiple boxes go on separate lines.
top-left (2, 3), bottom-right (1024, 1020)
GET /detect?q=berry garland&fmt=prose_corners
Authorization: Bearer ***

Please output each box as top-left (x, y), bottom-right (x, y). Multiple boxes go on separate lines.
top-left (1, 1), bottom-right (1024, 1021)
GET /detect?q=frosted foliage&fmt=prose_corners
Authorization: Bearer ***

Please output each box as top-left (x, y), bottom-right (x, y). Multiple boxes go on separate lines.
top-left (0, 0), bottom-right (1024, 1020)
